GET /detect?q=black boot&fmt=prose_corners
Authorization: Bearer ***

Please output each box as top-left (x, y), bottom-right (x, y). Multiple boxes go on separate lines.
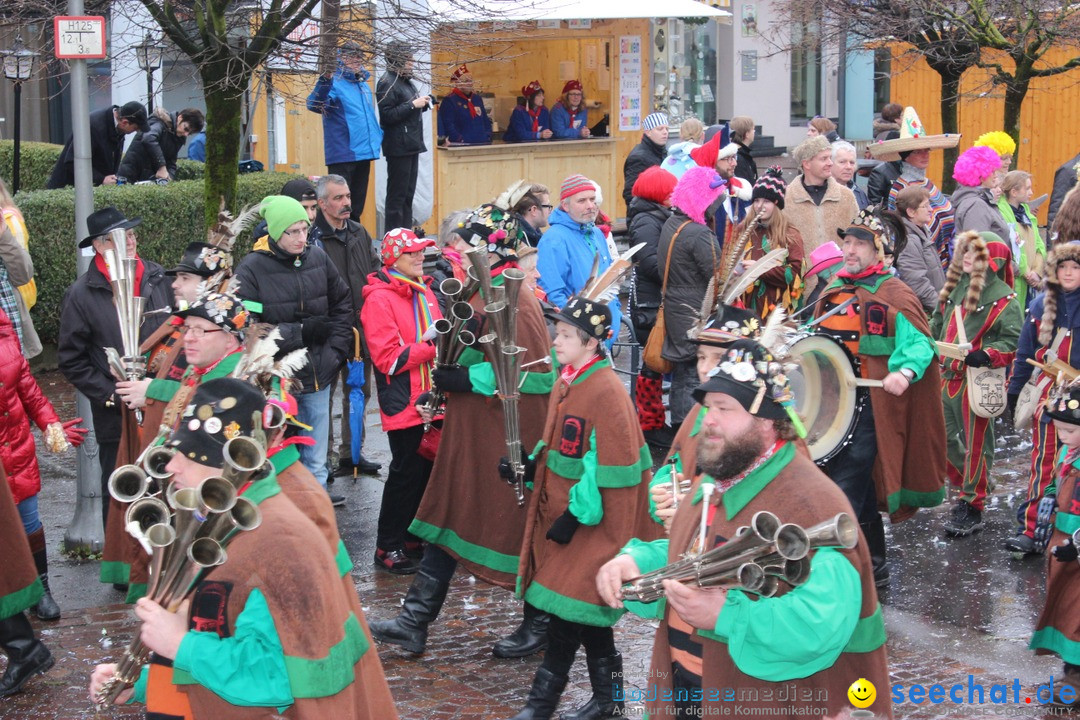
top-left (505, 667), bottom-right (569, 720)
top-left (493, 602), bottom-right (550, 658)
top-left (27, 528), bottom-right (60, 621)
top-left (861, 517), bottom-right (890, 589)
top-left (0, 613), bottom-right (54, 696)
top-left (369, 571), bottom-right (449, 654)
top-left (560, 652), bottom-right (625, 720)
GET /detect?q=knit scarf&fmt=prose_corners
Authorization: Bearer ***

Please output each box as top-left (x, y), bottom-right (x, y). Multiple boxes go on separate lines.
top-left (528, 106), bottom-right (542, 133)
top-left (559, 352), bottom-right (602, 386)
top-left (388, 269), bottom-right (434, 389)
top-left (559, 101), bottom-right (580, 129)
top-left (838, 262), bottom-right (884, 281)
top-left (453, 88), bottom-right (481, 118)
top-left (95, 252), bottom-right (146, 296)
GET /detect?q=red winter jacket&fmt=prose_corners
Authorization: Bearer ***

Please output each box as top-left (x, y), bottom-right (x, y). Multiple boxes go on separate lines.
top-left (0, 308), bottom-right (59, 503)
top-left (360, 269), bottom-right (442, 431)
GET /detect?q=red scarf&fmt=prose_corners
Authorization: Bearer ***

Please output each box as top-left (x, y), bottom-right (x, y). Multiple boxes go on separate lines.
top-left (94, 252), bottom-right (145, 296)
top-left (559, 101), bottom-right (580, 130)
top-left (453, 88), bottom-right (481, 118)
top-left (528, 106), bottom-right (542, 133)
top-left (559, 352), bottom-right (602, 386)
top-left (837, 262), bottom-right (884, 281)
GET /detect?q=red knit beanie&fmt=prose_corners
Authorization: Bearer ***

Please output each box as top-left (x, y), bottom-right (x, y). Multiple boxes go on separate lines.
top-left (560, 174), bottom-right (595, 201)
top-left (632, 166), bottom-right (677, 205)
top-left (562, 79), bottom-right (583, 95)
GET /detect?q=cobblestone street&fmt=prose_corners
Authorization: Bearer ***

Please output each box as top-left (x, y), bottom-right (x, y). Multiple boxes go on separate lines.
top-left (0, 370), bottom-right (1072, 719)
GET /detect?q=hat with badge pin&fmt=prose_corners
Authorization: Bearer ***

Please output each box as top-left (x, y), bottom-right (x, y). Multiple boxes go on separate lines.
top-left (692, 338), bottom-right (805, 434)
top-left (167, 378), bottom-right (267, 464)
top-left (453, 203), bottom-right (524, 262)
top-left (546, 295), bottom-right (613, 341)
top-left (166, 242), bottom-right (232, 278)
top-left (174, 289), bottom-right (250, 336)
top-left (1044, 378), bottom-right (1080, 425)
top-left (690, 303), bottom-right (762, 347)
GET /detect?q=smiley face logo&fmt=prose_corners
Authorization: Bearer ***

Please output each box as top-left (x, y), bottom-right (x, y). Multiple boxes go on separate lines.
top-left (847, 678), bottom-right (876, 708)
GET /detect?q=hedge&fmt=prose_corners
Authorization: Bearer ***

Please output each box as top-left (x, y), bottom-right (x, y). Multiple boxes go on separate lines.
top-left (0, 141), bottom-right (207, 195)
top-left (19, 171), bottom-right (303, 345)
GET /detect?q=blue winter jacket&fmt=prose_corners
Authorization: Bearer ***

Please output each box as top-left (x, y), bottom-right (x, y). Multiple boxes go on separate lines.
top-left (537, 207), bottom-right (622, 344)
top-left (438, 91), bottom-right (492, 144)
top-left (503, 106), bottom-right (551, 143)
top-left (550, 103), bottom-right (588, 139)
top-left (306, 63), bottom-right (383, 165)
top-left (1009, 289), bottom-right (1080, 419)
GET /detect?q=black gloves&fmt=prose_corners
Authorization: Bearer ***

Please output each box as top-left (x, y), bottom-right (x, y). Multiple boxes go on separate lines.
top-left (964, 349), bottom-right (992, 368)
top-left (498, 455), bottom-right (537, 486)
top-left (301, 316), bottom-right (332, 345)
top-left (1006, 393), bottom-right (1019, 416)
top-left (432, 366), bottom-right (472, 393)
top-left (546, 509), bottom-right (580, 544)
top-left (1053, 539), bottom-right (1079, 563)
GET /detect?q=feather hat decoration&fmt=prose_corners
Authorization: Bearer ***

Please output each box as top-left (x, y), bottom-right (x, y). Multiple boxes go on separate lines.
top-left (230, 323), bottom-right (310, 396)
top-left (581, 243), bottom-right (645, 304)
top-left (494, 179), bottom-right (533, 213)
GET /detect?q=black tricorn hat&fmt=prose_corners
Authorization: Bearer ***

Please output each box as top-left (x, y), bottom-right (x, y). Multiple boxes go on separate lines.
top-left (79, 206), bottom-right (142, 248)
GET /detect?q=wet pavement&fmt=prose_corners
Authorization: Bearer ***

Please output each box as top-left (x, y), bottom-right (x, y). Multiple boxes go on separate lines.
top-left (0, 368), bottom-right (1073, 719)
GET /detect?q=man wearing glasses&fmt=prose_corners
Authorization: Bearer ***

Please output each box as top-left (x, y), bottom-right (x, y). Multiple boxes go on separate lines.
top-left (57, 206), bottom-right (170, 521)
top-left (513, 185), bottom-right (553, 247)
top-left (47, 101), bottom-right (150, 188)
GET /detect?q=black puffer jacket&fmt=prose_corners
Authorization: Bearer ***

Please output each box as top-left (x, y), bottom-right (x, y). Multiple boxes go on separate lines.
top-left (867, 160), bottom-right (902, 207)
top-left (57, 259), bottom-right (170, 443)
top-left (622, 136), bottom-right (667, 209)
top-left (309, 214), bottom-right (380, 332)
top-left (234, 237), bottom-right (353, 393)
top-left (118, 110), bottom-right (187, 181)
top-left (628, 197), bottom-right (671, 330)
top-left (656, 210), bottom-right (718, 362)
top-left (735, 142), bottom-right (758, 185)
top-left (376, 69), bottom-right (427, 157)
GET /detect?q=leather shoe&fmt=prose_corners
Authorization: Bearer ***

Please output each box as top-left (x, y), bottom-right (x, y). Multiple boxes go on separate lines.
top-left (375, 548), bottom-right (419, 575)
top-left (336, 454), bottom-right (382, 477)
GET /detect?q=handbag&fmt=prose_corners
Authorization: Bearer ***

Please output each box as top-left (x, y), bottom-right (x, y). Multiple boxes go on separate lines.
top-left (952, 307), bottom-right (1007, 419)
top-left (1015, 328), bottom-right (1067, 430)
top-left (643, 221), bottom-right (692, 374)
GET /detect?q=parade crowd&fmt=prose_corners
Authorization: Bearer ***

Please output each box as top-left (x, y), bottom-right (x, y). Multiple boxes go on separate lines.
top-left (7, 40), bottom-right (1080, 720)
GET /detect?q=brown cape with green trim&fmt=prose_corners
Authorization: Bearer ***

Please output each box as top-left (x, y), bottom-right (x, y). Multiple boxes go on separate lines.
top-left (646, 449), bottom-right (892, 718)
top-left (0, 462), bottom-right (42, 617)
top-left (815, 274), bottom-right (947, 521)
top-left (1031, 457), bottom-right (1080, 663)
top-left (412, 278), bottom-right (552, 589)
top-left (173, 479), bottom-right (374, 719)
top-left (519, 362), bottom-right (660, 625)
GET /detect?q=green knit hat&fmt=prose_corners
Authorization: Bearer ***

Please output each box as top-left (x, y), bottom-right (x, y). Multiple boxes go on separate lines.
top-left (260, 195), bottom-right (310, 241)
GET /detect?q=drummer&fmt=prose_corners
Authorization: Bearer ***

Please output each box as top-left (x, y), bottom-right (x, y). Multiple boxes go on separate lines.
top-left (812, 208), bottom-right (947, 588)
top-left (930, 231), bottom-right (1021, 538)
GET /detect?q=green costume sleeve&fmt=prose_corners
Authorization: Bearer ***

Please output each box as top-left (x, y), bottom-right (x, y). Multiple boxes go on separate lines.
top-left (467, 363), bottom-right (496, 397)
top-left (929, 304), bottom-right (944, 340)
top-left (983, 296), bottom-right (1023, 356)
top-left (618, 538), bottom-right (671, 620)
top-left (568, 430), bottom-right (603, 526)
top-left (172, 588), bottom-right (293, 709)
top-left (467, 362), bottom-right (555, 396)
top-left (888, 311), bottom-right (936, 381)
top-left (707, 548), bottom-right (862, 681)
top-left (146, 378), bottom-right (181, 403)
top-left (132, 664), bottom-right (149, 704)
top-left (648, 458), bottom-right (679, 523)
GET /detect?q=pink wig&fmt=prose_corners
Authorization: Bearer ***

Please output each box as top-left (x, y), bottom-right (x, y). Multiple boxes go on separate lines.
top-left (670, 165), bottom-right (727, 225)
top-left (952, 146), bottom-right (1002, 187)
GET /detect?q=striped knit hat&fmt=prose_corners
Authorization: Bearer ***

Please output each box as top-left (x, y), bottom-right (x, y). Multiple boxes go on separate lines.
top-left (643, 113), bottom-right (669, 131)
top-left (751, 167), bottom-right (787, 209)
top-left (561, 174), bottom-right (595, 200)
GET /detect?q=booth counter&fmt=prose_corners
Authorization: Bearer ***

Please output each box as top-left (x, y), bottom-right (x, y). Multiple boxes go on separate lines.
top-left (434, 137), bottom-right (618, 224)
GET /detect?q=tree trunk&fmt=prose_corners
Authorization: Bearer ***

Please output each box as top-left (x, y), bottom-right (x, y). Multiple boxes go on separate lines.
top-left (1002, 76), bottom-right (1029, 169)
top-left (938, 70), bottom-right (962, 194)
top-left (202, 84), bottom-right (245, 225)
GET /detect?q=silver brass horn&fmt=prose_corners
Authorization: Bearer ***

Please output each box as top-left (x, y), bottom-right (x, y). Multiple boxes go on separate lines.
top-left (108, 464), bottom-right (151, 503)
top-left (221, 436), bottom-right (267, 487)
top-left (142, 446), bottom-right (177, 480)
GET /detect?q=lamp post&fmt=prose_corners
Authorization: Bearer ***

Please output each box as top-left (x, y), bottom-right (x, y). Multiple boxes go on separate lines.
top-left (3, 36), bottom-right (38, 195)
top-left (135, 35), bottom-right (163, 115)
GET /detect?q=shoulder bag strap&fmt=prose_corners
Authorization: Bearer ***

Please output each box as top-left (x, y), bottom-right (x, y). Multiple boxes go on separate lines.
top-left (659, 221), bottom-right (693, 300)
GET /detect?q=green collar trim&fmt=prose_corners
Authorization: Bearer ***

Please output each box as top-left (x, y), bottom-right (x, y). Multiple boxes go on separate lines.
top-left (270, 445), bottom-right (301, 475)
top-left (827, 273), bottom-right (889, 293)
top-left (1055, 445), bottom-right (1080, 471)
top-left (569, 357), bottom-right (611, 386)
top-left (243, 469), bottom-right (282, 505)
top-left (180, 350), bottom-right (243, 383)
top-left (692, 443), bottom-right (796, 520)
top-left (689, 405), bottom-right (706, 438)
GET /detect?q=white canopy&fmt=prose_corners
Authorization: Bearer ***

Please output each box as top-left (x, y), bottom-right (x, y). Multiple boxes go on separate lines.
top-left (430, 0), bottom-right (731, 22)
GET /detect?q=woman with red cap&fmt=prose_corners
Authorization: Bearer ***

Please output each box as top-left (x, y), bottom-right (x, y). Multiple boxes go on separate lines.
top-left (504, 81), bottom-right (552, 143)
top-left (551, 80), bottom-right (590, 139)
top-left (361, 228), bottom-right (444, 574)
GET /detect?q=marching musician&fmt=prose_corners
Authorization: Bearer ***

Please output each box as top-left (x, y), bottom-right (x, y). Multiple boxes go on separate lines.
top-left (360, 228), bottom-right (443, 575)
top-left (89, 378), bottom-right (388, 717)
top-left (102, 240), bottom-right (234, 599)
top-left (57, 206), bottom-right (171, 526)
top-left (370, 204), bottom-right (556, 660)
top-left (930, 231), bottom-right (1021, 537)
top-left (812, 209), bottom-right (947, 587)
top-left (732, 167), bottom-right (806, 318)
top-left (596, 339), bottom-right (892, 719)
top-left (507, 296), bottom-right (658, 720)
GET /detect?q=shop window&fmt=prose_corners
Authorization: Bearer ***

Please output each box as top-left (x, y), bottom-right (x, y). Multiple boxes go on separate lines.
top-left (790, 19), bottom-right (821, 122)
top-left (873, 47), bottom-right (891, 112)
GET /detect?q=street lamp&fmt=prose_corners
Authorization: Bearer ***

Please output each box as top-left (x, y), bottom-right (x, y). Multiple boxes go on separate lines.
top-left (2, 35), bottom-right (38, 195)
top-left (135, 35), bottom-right (163, 115)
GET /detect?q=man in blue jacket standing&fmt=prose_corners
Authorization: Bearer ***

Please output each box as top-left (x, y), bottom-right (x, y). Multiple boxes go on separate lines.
top-left (537, 174), bottom-right (622, 344)
top-left (437, 64), bottom-right (491, 145)
top-left (307, 40), bottom-right (383, 221)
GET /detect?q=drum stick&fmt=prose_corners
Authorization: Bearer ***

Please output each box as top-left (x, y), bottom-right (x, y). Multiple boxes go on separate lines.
top-left (804, 295), bottom-right (858, 328)
top-left (853, 378), bottom-right (884, 388)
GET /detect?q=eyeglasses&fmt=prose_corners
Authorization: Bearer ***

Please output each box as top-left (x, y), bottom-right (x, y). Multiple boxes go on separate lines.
top-left (181, 325), bottom-right (226, 338)
top-left (541, 204), bottom-right (554, 210)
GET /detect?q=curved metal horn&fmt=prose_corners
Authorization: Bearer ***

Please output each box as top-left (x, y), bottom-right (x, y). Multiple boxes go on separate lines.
top-left (803, 512), bottom-right (858, 551)
top-left (125, 497), bottom-right (171, 534)
top-left (142, 446), bottom-right (176, 481)
top-left (221, 436), bottom-right (267, 487)
top-left (108, 464), bottom-right (151, 503)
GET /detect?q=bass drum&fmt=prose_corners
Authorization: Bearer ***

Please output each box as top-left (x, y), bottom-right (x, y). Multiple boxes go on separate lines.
top-left (783, 333), bottom-right (864, 464)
